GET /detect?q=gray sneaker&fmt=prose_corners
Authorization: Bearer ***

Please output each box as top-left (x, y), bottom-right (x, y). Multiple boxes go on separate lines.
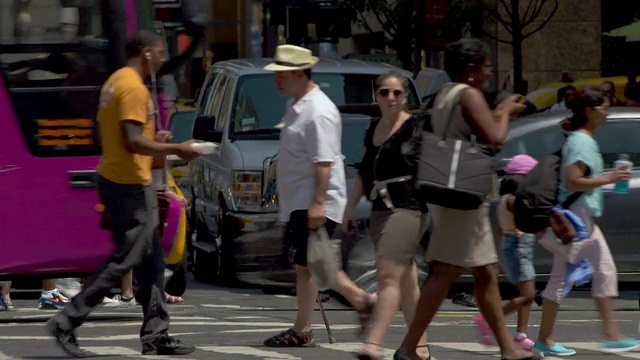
top-left (102, 294), bottom-right (138, 308)
top-left (2, 295), bottom-right (13, 310)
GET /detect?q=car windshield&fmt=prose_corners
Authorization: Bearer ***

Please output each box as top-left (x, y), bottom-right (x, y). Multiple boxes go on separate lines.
top-left (229, 73), bottom-right (418, 138)
top-left (342, 115), bottom-right (370, 165)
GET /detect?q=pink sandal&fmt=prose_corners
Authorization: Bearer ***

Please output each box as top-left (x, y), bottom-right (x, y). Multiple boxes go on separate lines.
top-left (473, 315), bottom-right (494, 346)
top-left (165, 292), bottom-right (184, 304)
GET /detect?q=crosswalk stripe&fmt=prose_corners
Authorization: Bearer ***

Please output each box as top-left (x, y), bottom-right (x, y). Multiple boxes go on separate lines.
top-left (83, 346), bottom-right (196, 360)
top-left (429, 342), bottom-right (565, 359)
top-left (0, 332), bottom-right (202, 341)
top-left (562, 342), bottom-right (640, 358)
top-left (198, 346), bottom-right (301, 359)
top-left (318, 342), bottom-right (418, 359)
top-left (0, 351), bottom-right (13, 360)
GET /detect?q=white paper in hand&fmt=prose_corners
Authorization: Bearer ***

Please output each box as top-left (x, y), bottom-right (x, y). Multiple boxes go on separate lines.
top-left (307, 227), bottom-right (341, 291)
top-left (191, 142), bottom-right (218, 154)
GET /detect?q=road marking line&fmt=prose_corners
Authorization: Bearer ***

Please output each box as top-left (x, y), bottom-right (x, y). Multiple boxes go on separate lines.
top-left (224, 316), bottom-right (269, 320)
top-left (82, 346), bottom-right (196, 359)
top-left (562, 342), bottom-right (640, 358)
top-left (199, 346), bottom-right (301, 359)
top-left (200, 304), bottom-right (275, 310)
top-left (429, 342), bottom-right (564, 359)
top-left (0, 332), bottom-right (203, 341)
top-left (318, 342), bottom-right (417, 359)
top-left (0, 350), bottom-right (13, 360)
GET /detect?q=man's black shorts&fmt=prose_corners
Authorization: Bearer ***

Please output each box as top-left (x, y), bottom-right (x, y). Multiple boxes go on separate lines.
top-left (284, 210), bottom-right (338, 267)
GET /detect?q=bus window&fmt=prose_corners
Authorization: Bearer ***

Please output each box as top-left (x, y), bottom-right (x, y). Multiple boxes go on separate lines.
top-left (0, 1), bottom-right (108, 157)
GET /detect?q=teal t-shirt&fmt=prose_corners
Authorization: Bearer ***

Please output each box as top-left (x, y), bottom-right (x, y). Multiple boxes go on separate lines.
top-left (557, 132), bottom-right (604, 217)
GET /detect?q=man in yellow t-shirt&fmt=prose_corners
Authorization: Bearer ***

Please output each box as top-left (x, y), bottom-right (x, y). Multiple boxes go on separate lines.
top-left (47, 30), bottom-right (200, 358)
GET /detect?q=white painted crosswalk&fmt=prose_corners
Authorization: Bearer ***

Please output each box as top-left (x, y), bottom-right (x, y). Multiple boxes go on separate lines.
top-left (0, 342), bottom-right (635, 359)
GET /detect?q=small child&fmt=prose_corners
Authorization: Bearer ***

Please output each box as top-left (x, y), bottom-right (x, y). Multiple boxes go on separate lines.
top-left (474, 154), bottom-right (538, 350)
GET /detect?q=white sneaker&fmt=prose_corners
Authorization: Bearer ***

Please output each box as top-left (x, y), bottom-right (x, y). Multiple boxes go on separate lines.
top-left (56, 278), bottom-right (82, 299)
top-left (37, 289), bottom-right (70, 310)
top-left (2, 295), bottom-right (13, 310)
top-left (102, 294), bottom-right (138, 308)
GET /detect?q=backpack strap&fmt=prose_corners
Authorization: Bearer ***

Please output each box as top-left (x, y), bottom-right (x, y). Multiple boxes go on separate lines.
top-left (560, 167), bottom-right (592, 209)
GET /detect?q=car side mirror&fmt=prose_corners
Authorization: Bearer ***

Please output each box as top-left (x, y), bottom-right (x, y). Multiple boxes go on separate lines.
top-left (193, 115), bottom-right (223, 143)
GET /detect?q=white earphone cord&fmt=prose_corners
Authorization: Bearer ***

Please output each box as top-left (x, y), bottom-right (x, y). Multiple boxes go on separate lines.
top-left (146, 53), bottom-right (169, 188)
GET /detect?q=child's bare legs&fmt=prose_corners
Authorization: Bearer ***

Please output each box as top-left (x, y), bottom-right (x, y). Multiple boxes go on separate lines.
top-left (121, 271), bottom-right (134, 298)
top-left (1, 281), bottom-right (10, 297)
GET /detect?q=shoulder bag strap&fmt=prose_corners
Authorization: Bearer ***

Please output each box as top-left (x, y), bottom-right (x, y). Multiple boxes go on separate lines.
top-left (436, 83), bottom-right (470, 141)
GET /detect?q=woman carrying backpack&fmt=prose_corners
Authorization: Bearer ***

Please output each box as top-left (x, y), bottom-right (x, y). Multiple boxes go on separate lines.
top-left (533, 88), bottom-right (640, 357)
top-left (474, 155), bottom-right (538, 350)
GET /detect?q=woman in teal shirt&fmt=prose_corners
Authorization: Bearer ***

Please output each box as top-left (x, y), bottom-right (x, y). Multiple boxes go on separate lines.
top-left (534, 88), bottom-right (640, 357)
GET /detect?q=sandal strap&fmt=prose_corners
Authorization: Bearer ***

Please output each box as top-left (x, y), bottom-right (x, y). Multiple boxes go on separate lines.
top-left (264, 328), bottom-right (313, 347)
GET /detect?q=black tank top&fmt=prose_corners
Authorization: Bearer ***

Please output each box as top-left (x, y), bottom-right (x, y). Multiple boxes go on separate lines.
top-left (357, 116), bottom-right (423, 212)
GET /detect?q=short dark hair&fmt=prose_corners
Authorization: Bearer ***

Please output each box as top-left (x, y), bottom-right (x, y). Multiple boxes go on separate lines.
top-left (125, 30), bottom-right (163, 60)
top-left (444, 38), bottom-right (490, 81)
top-left (303, 68), bottom-right (312, 79)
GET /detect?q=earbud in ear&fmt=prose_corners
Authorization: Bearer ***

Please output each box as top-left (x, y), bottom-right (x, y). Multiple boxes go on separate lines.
top-left (145, 52), bottom-right (151, 60)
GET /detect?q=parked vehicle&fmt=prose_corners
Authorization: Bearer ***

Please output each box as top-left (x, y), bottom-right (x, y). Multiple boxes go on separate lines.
top-left (187, 58), bottom-right (422, 284)
top-left (0, 0), bottom-right (195, 285)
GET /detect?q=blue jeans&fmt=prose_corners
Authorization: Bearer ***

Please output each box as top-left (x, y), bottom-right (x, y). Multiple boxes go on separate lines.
top-left (499, 233), bottom-right (536, 283)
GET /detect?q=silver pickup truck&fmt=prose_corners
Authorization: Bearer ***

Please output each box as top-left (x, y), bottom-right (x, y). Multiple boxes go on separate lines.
top-left (187, 57), bottom-right (422, 285)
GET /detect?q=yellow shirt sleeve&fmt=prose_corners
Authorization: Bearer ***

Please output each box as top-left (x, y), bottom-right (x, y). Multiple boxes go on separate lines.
top-left (119, 86), bottom-right (150, 125)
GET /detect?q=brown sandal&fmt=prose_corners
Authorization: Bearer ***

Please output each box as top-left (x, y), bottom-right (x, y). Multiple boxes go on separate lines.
top-left (263, 328), bottom-right (315, 348)
top-left (355, 295), bottom-right (376, 336)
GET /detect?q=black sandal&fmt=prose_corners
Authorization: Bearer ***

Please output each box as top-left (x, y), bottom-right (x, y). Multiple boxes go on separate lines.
top-left (354, 342), bottom-right (383, 360)
top-left (355, 295), bottom-right (376, 336)
top-left (417, 344), bottom-right (431, 360)
top-left (263, 328), bottom-right (315, 348)
top-left (393, 345), bottom-right (431, 360)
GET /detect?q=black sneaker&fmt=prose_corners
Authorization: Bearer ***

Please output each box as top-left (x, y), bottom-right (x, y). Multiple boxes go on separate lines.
top-left (142, 335), bottom-right (196, 355)
top-left (46, 318), bottom-right (89, 358)
top-left (451, 293), bottom-right (477, 308)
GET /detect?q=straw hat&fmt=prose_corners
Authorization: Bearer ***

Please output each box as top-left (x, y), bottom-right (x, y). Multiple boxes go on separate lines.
top-left (264, 44), bottom-right (319, 71)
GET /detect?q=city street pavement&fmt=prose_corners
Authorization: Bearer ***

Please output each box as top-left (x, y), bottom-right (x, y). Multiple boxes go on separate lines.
top-left (2, 279), bottom-right (640, 359)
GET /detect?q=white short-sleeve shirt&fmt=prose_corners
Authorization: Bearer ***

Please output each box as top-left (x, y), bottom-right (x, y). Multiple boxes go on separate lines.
top-left (276, 85), bottom-right (346, 223)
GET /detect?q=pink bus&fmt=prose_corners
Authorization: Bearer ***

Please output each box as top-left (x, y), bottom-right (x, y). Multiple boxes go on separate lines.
top-left (0, 0), bottom-right (201, 281)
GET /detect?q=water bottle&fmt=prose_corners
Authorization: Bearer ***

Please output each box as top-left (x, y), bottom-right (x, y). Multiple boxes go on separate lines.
top-left (613, 154), bottom-right (633, 194)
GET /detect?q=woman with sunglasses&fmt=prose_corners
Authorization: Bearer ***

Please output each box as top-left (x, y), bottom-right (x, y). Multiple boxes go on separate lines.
top-left (343, 71), bottom-right (430, 360)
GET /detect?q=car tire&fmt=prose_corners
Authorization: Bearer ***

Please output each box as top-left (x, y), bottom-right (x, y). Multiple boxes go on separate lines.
top-left (165, 262), bottom-right (187, 297)
top-left (191, 199), bottom-right (238, 286)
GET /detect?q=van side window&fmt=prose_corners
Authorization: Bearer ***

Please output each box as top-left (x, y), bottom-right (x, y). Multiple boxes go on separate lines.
top-left (216, 78), bottom-right (234, 131)
top-left (195, 72), bottom-right (218, 118)
top-left (208, 74), bottom-right (229, 121)
top-left (0, 3), bottom-right (107, 157)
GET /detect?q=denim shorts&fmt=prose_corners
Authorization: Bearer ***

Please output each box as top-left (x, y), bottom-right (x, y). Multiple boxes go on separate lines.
top-left (499, 233), bottom-right (536, 283)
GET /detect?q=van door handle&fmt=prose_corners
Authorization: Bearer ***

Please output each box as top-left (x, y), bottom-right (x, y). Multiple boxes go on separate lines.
top-left (69, 170), bottom-right (97, 188)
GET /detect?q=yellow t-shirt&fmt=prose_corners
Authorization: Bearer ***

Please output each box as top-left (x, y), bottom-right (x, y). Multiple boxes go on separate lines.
top-left (96, 67), bottom-right (156, 185)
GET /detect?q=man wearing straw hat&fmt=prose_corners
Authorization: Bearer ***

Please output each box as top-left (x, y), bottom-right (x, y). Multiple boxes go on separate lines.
top-left (263, 44), bottom-right (376, 347)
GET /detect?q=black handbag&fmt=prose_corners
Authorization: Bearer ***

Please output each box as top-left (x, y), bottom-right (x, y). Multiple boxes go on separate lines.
top-left (415, 84), bottom-right (496, 211)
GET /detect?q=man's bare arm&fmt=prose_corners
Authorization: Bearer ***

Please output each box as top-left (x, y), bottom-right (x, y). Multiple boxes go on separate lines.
top-left (121, 121), bottom-right (180, 156)
top-left (312, 162), bottom-right (332, 205)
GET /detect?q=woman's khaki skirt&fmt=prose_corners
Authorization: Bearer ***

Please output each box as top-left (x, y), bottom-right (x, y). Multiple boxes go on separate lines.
top-left (425, 203), bottom-right (498, 268)
top-left (370, 209), bottom-right (428, 265)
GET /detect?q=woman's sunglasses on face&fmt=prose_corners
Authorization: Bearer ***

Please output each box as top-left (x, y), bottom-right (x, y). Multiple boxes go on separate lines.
top-left (377, 88), bottom-right (404, 97)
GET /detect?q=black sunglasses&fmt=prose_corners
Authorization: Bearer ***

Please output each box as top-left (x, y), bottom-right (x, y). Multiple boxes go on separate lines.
top-left (377, 88), bottom-right (403, 97)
